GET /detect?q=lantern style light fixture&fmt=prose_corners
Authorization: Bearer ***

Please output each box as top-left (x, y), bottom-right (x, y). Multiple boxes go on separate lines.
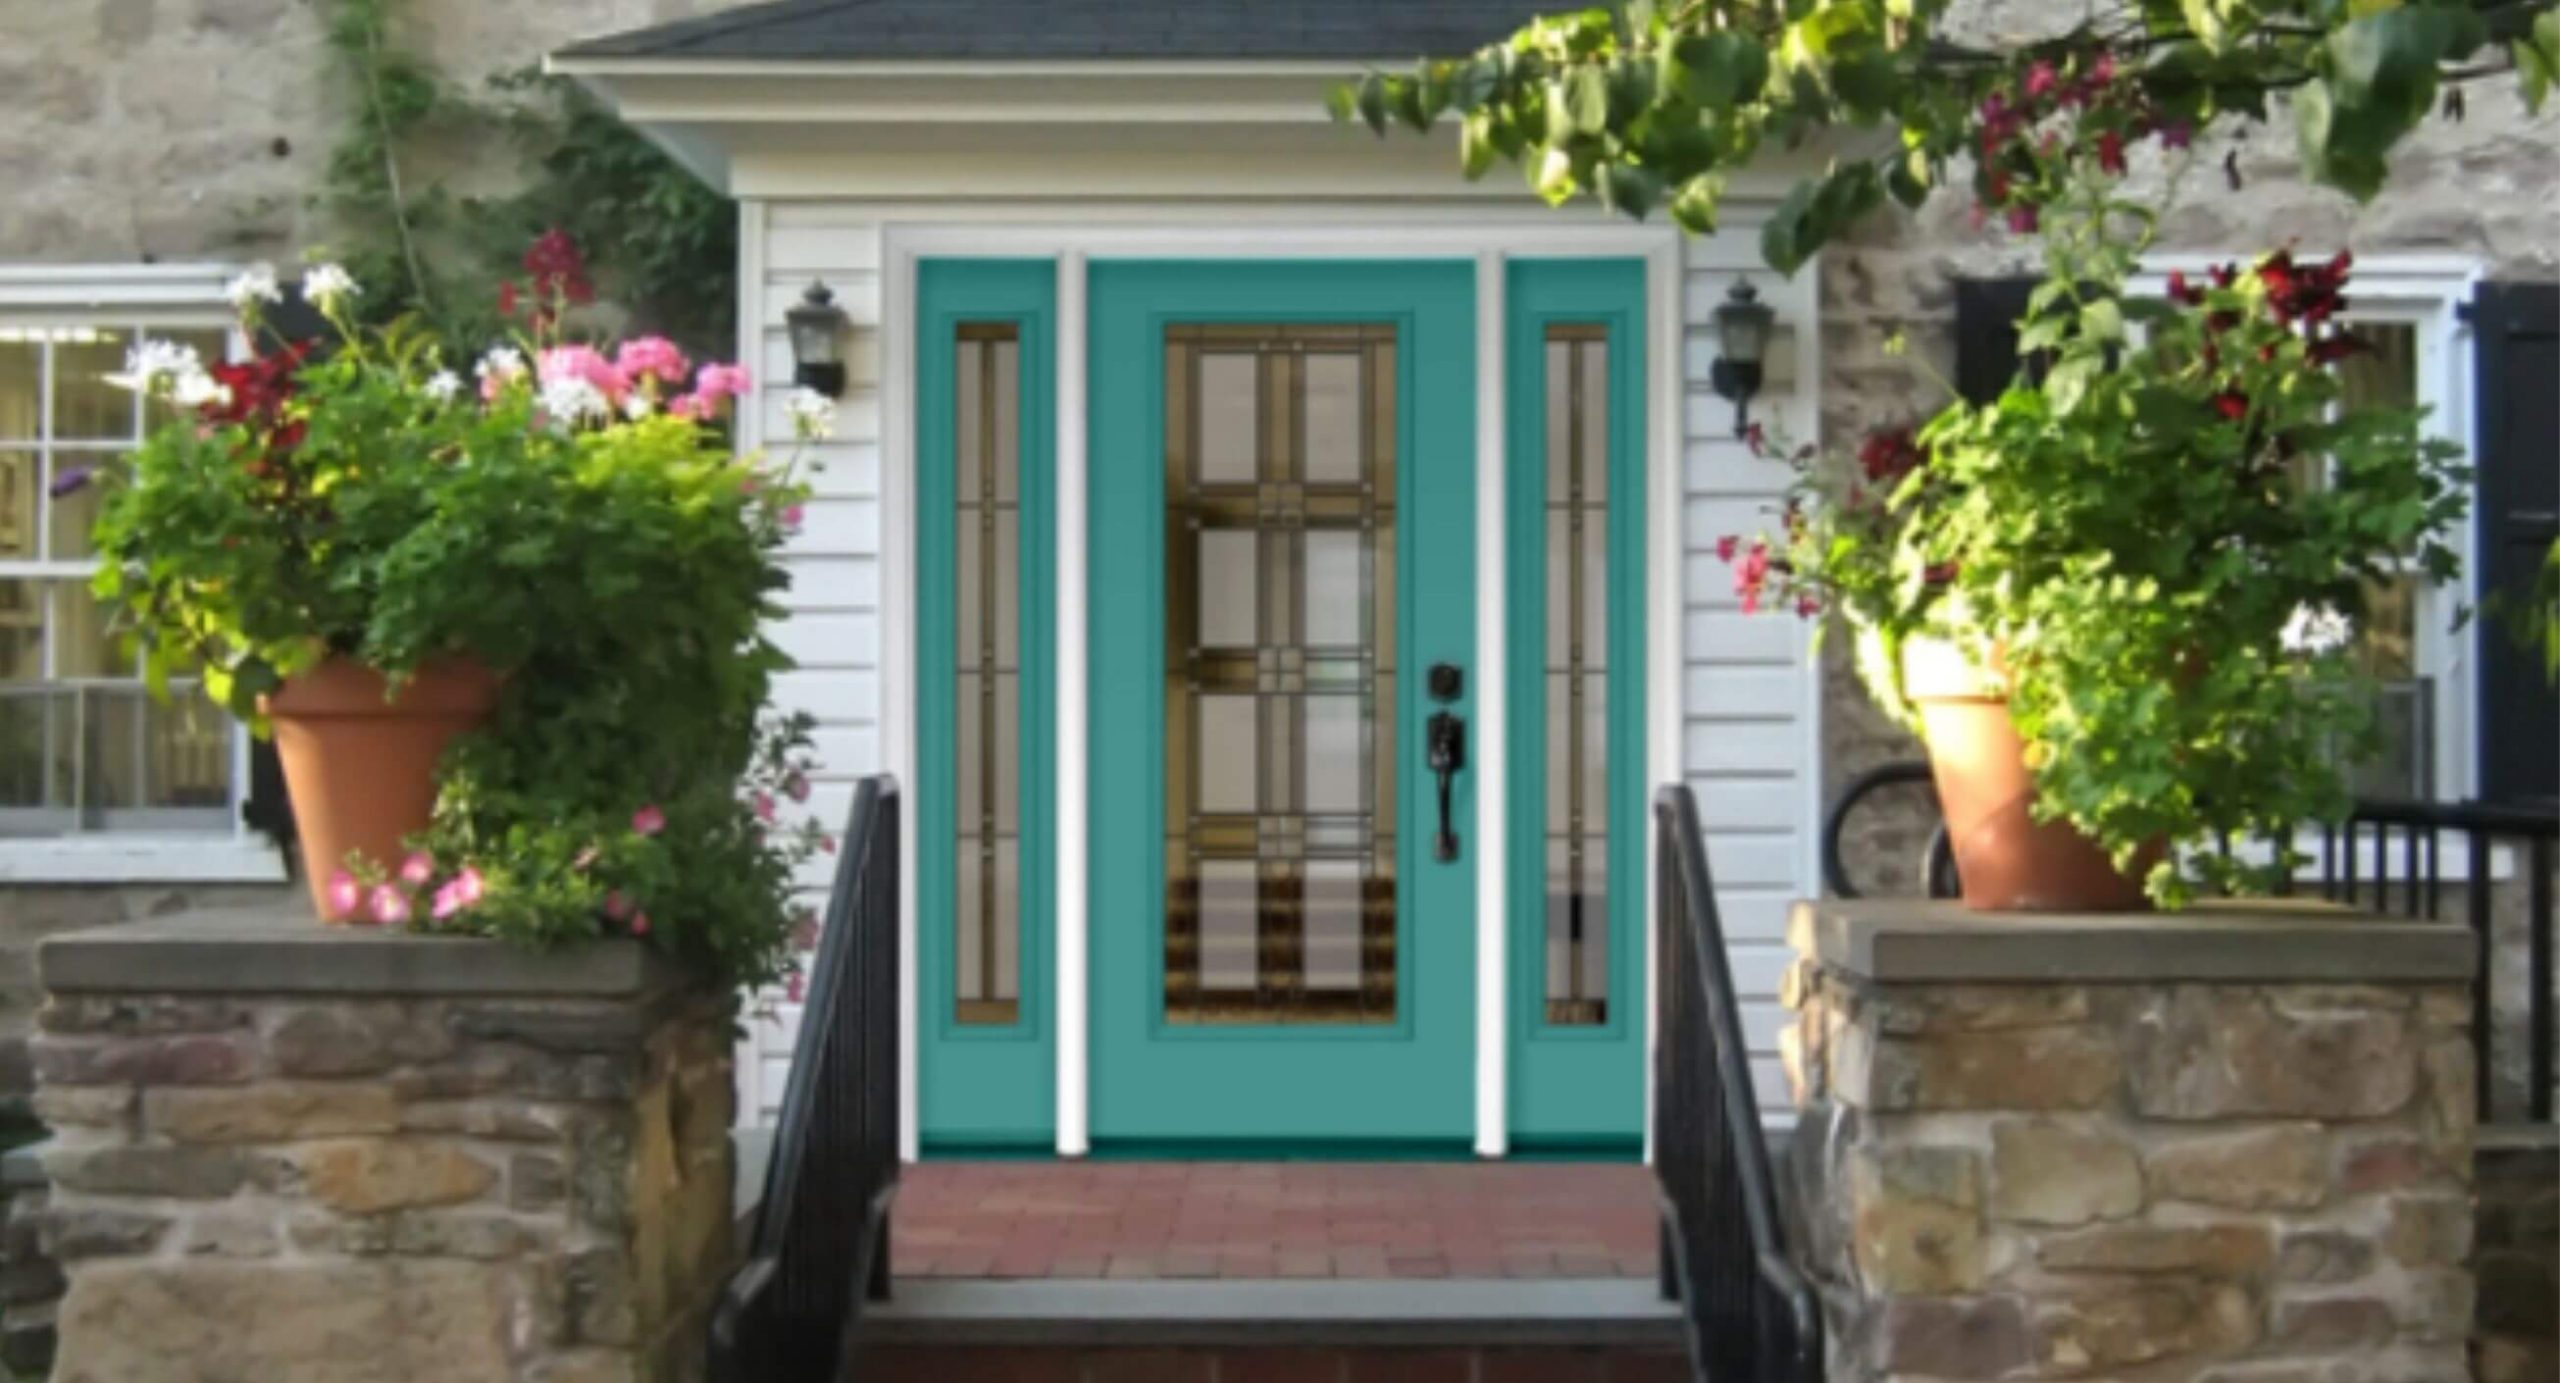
top-left (786, 281), bottom-right (850, 398)
top-left (1709, 279), bottom-right (1776, 436)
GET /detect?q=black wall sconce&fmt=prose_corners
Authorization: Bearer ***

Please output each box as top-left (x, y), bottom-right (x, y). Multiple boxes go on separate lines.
top-left (786, 281), bottom-right (850, 398)
top-left (1709, 279), bottom-right (1776, 437)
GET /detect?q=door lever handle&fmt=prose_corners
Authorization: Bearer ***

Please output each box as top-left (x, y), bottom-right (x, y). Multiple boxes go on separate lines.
top-left (1427, 709), bottom-right (1466, 863)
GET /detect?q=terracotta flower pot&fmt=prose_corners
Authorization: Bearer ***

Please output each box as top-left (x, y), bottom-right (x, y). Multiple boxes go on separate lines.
top-left (1902, 637), bottom-right (2157, 913)
top-left (263, 656), bottom-right (500, 922)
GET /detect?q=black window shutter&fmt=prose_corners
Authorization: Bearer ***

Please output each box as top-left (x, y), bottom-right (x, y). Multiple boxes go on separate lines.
top-left (233, 287), bottom-right (329, 868)
top-left (2472, 281), bottom-right (2560, 808)
top-left (1954, 276), bottom-right (2038, 405)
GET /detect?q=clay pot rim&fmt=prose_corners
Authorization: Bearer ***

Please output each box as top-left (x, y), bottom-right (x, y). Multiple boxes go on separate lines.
top-left (261, 655), bottom-right (503, 719)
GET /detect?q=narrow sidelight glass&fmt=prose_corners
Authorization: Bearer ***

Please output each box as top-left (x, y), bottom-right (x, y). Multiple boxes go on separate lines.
top-left (954, 325), bottom-right (1023, 1024)
top-left (1542, 327), bottom-right (1611, 1026)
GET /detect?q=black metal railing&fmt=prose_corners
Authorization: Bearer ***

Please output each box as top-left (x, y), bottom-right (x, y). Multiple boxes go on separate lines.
top-left (1653, 784), bottom-right (1822, 1383)
top-left (710, 775), bottom-right (903, 1382)
top-left (2322, 798), bottom-right (2558, 1123)
top-left (1819, 761), bottom-right (2559, 1124)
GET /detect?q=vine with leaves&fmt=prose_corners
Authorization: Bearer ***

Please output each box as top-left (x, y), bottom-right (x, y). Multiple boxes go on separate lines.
top-left (317, 0), bottom-right (736, 357)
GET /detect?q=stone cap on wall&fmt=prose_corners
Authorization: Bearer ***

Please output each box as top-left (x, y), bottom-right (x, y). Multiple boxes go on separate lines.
top-left (38, 903), bottom-right (683, 999)
top-left (1793, 897), bottom-right (2476, 984)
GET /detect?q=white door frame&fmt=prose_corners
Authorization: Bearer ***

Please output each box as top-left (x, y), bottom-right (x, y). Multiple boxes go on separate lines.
top-left (880, 215), bottom-right (1689, 1160)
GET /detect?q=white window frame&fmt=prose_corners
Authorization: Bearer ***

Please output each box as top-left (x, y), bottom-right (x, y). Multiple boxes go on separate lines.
top-left (0, 264), bottom-right (282, 884)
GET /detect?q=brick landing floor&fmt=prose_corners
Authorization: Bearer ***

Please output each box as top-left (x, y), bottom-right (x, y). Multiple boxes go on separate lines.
top-left (892, 1162), bottom-right (1661, 1281)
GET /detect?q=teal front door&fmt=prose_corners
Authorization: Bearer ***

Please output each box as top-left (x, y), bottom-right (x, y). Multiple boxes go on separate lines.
top-left (1088, 261), bottom-right (1478, 1147)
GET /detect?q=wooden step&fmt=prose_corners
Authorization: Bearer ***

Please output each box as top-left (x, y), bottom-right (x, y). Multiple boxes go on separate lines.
top-left (856, 1280), bottom-right (1689, 1382)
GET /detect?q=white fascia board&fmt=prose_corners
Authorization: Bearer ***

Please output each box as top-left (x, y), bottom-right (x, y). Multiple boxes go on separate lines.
top-left (0, 264), bottom-right (238, 311)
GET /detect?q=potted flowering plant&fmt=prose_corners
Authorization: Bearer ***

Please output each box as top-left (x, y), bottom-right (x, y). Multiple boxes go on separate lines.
top-left (88, 248), bottom-right (839, 995)
top-left (1727, 159), bottom-right (2466, 910)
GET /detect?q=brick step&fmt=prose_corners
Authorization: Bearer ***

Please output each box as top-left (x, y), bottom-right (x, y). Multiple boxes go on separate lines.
top-left (856, 1280), bottom-right (1690, 1381)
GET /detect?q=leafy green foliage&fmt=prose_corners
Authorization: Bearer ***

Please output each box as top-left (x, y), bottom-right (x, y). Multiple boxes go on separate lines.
top-left (1723, 160), bottom-right (2468, 905)
top-left (90, 286), bottom-right (821, 997)
top-left (1342, 0), bottom-right (2556, 273)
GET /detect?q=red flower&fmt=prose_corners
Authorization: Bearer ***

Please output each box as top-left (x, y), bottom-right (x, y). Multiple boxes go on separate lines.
top-left (2213, 392), bottom-right (2249, 421)
top-left (2095, 130), bottom-right (2127, 175)
top-left (1856, 426), bottom-right (1925, 485)
top-left (1715, 535), bottom-right (1740, 563)
top-left (2023, 61), bottom-right (2058, 100)
top-left (2006, 205), bottom-right (2040, 234)
top-left (2166, 270), bottom-right (2202, 306)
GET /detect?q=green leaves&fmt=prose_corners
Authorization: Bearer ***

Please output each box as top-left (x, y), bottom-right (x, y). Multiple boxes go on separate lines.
top-left (2301, 4), bottom-right (2491, 198)
top-left (1660, 31), bottom-right (1770, 109)
top-left (2515, 7), bottom-right (2560, 111)
top-left (1760, 162), bottom-right (1883, 275)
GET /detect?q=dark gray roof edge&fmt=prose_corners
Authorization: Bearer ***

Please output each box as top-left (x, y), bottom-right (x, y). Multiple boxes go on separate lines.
top-left (553, 0), bottom-right (1551, 64)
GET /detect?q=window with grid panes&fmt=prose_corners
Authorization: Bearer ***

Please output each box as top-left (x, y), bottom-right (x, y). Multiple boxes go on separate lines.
top-left (0, 319), bottom-right (240, 835)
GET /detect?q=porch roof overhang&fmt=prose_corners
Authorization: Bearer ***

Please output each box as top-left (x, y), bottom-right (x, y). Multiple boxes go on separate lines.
top-left (542, 54), bottom-right (1863, 207)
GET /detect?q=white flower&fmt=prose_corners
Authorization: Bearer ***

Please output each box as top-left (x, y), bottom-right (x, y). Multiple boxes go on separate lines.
top-left (474, 346), bottom-right (527, 387)
top-left (422, 370), bottom-right (463, 404)
top-left (538, 376), bottom-right (610, 427)
top-left (301, 262), bottom-right (359, 309)
top-left (105, 340), bottom-right (214, 400)
top-left (224, 262), bottom-right (282, 312)
top-left (785, 387), bottom-right (837, 441)
top-left (2281, 604), bottom-right (2354, 656)
top-left (622, 392), bottom-right (654, 422)
top-left (168, 369), bottom-right (232, 409)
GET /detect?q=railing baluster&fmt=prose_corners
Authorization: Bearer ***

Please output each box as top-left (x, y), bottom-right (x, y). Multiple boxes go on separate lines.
top-left (2531, 835), bottom-right (2555, 1124)
top-left (2469, 826), bottom-right (2495, 1122)
top-left (710, 776), bottom-right (902, 1382)
top-left (1654, 786), bottom-right (1820, 1383)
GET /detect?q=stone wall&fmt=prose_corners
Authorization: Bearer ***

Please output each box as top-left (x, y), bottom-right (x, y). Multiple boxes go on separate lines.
top-left (1781, 900), bottom-right (2482, 1383)
top-left (0, 0), bottom-right (727, 264)
top-left (28, 904), bottom-right (733, 1383)
top-left (2474, 1125), bottom-right (2557, 1383)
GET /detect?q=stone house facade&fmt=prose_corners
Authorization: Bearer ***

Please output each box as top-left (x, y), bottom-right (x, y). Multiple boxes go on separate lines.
top-left (0, 0), bottom-right (2549, 1143)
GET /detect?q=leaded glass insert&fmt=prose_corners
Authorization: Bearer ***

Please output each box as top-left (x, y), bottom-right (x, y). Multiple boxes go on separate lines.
top-left (1543, 327), bottom-right (1610, 1027)
top-left (955, 325), bottom-right (1022, 1025)
top-left (1164, 325), bottom-right (1398, 1026)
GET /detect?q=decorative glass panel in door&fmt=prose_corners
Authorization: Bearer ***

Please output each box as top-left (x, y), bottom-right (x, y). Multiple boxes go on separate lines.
top-left (1163, 326), bottom-right (1397, 1026)
top-left (1089, 262), bottom-right (1476, 1146)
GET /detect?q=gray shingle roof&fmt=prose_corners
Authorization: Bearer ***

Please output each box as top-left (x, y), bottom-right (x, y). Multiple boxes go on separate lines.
top-left (556, 0), bottom-right (1558, 62)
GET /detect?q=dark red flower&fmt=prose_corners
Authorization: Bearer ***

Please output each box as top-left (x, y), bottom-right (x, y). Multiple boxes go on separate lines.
top-left (2006, 204), bottom-right (2040, 234)
top-left (1856, 426), bottom-right (1926, 485)
top-left (1715, 534), bottom-right (1740, 563)
top-left (1742, 421), bottom-right (1768, 457)
top-left (2159, 120), bottom-right (2194, 150)
top-left (2308, 330), bottom-right (2371, 366)
top-left (2095, 130), bottom-right (2127, 175)
top-left (2213, 391), bottom-right (2249, 421)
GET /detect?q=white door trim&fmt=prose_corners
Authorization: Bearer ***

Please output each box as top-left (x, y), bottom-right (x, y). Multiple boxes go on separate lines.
top-left (881, 217), bottom-right (1691, 1160)
top-left (1473, 250), bottom-right (1510, 1158)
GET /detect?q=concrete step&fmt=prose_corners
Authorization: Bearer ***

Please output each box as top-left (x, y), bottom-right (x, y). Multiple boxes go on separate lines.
top-left (855, 1279), bottom-right (1691, 1381)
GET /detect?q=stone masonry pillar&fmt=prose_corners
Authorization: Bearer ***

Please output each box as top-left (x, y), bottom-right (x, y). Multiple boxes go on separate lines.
top-left (1780, 900), bottom-right (2479, 1383)
top-left (27, 904), bottom-right (734, 1383)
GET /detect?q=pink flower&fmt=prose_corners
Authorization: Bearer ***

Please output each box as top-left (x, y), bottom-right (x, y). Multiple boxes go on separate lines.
top-left (753, 791), bottom-right (777, 823)
top-left (781, 504), bottom-right (805, 530)
top-left (603, 890), bottom-right (633, 922)
top-left (368, 884), bottom-right (411, 927)
top-left (785, 969), bottom-right (807, 1004)
top-left (429, 869), bottom-right (484, 922)
top-left (537, 345), bottom-right (629, 403)
top-left (2023, 61), bottom-right (2057, 99)
top-left (783, 773), bottom-right (810, 804)
top-left (324, 869), bottom-right (362, 921)
top-left (613, 336), bottom-right (691, 388)
top-left (2087, 52), bottom-right (2117, 87)
top-left (666, 392), bottom-right (714, 421)
top-left (629, 911), bottom-right (651, 937)
top-left (2006, 205), bottom-right (2040, 234)
top-left (1715, 535), bottom-right (1740, 563)
top-left (693, 362), bottom-right (752, 403)
top-left (818, 834), bottom-right (837, 855)
top-left (398, 851), bottom-right (435, 887)
top-left (632, 804), bottom-right (666, 837)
